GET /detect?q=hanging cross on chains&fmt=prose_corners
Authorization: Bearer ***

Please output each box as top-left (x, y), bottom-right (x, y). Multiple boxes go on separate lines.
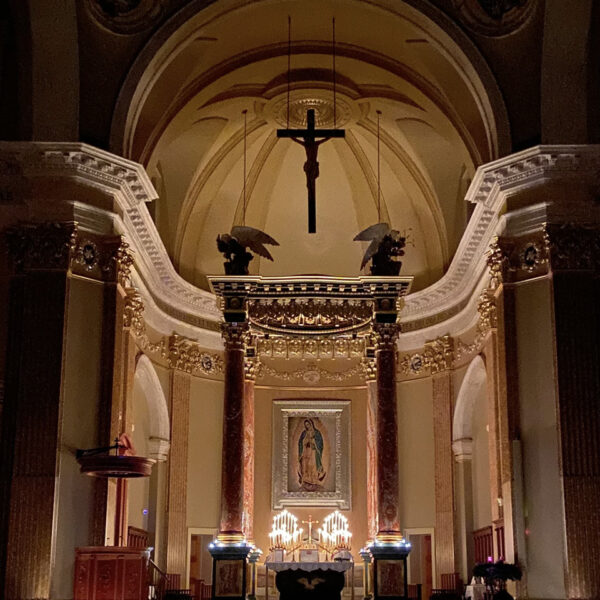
top-left (277, 109), bottom-right (345, 233)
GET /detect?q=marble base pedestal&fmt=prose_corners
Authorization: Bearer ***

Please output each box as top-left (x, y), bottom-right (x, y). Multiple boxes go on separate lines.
top-left (369, 545), bottom-right (410, 600)
top-left (209, 545), bottom-right (251, 600)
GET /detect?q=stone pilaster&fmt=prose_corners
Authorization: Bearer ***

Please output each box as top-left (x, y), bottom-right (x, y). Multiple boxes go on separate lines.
top-left (0, 222), bottom-right (128, 599)
top-left (218, 321), bottom-right (248, 542)
top-left (165, 369), bottom-right (190, 580)
top-left (452, 439), bottom-right (474, 584)
top-left (427, 335), bottom-right (457, 585)
top-left (373, 323), bottom-right (402, 540)
top-left (545, 224), bottom-right (600, 600)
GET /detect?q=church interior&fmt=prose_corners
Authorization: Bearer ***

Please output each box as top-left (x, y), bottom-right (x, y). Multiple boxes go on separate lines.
top-left (0, 1), bottom-right (599, 599)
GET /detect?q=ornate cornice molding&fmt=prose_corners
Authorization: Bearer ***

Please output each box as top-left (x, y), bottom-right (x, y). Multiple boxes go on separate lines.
top-left (2, 144), bottom-right (599, 349)
top-left (401, 145), bottom-right (600, 334)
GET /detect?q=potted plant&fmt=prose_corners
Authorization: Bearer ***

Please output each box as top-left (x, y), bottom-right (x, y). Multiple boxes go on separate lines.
top-left (473, 560), bottom-right (522, 600)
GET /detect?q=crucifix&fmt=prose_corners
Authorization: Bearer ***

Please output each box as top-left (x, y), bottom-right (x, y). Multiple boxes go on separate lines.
top-left (301, 515), bottom-right (319, 544)
top-left (277, 109), bottom-right (345, 233)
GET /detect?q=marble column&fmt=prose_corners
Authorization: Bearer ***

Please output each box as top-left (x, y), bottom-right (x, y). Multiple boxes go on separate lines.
top-left (243, 349), bottom-right (256, 543)
top-left (363, 356), bottom-right (378, 542)
top-left (218, 321), bottom-right (248, 542)
top-left (373, 323), bottom-right (402, 540)
top-left (165, 369), bottom-right (190, 581)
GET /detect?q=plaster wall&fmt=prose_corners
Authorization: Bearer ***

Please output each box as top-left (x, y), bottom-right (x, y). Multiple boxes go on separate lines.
top-left (52, 278), bottom-right (104, 599)
top-left (397, 377), bottom-right (435, 530)
top-left (515, 279), bottom-right (566, 599)
top-left (187, 377), bottom-right (224, 530)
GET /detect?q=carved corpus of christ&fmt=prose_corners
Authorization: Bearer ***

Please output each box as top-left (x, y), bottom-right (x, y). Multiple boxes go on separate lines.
top-left (277, 108), bottom-right (345, 233)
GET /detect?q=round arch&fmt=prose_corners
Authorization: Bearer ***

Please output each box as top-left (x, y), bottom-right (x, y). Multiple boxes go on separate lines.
top-left (133, 354), bottom-right (170, 461)
top-left (453, 353), bottom-right (487, 443)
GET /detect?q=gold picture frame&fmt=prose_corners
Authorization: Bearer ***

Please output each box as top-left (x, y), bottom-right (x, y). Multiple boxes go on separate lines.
top-left (271, 399), bottom-right (351, 509)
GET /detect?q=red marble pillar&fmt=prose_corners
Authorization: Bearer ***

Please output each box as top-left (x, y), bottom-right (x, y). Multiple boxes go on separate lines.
top-left (242, 356), bottom-right (256, 543)
top-left (218, 322), bottom-right (248, 543)
top-left (373, 322), bottom-right (402, 541)
top-left (364, 359), bottom-right (379, 542)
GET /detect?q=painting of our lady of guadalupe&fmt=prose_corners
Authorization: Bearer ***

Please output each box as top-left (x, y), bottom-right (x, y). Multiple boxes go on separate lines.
top-left (288, 415), bottom-right (335, 493)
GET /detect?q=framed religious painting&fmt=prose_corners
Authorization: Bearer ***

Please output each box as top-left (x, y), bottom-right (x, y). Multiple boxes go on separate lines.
top-left (271, 399), bottom-right (351, 509)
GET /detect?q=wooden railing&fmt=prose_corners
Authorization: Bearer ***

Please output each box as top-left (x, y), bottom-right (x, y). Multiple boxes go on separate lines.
top-left (127, 525), bottom-right (149, 549)
top-left (149, 559), bottom-right (169, 600)
top-left (190, 578), bottom-right (212, 600)
top-left (473, 526), bottom-right (493, 564)
top-left (495, 523), bottom-right (505, 560)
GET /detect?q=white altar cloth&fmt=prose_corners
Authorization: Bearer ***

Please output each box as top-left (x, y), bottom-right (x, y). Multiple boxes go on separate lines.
top-left (265, 561), bottom-right (353, 573)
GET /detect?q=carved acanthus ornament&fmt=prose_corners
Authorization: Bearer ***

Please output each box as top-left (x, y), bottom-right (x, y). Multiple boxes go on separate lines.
top-left (248, 298), bottom-right (372, 334)
top-left (5, 222), bottom-right (77, 271)
top-left (423, 335), bottom-right (455, 375)
top-left (361, 357), bottom-right (377, 382)
top-left (545, 223), bottom-right (600, 272)
top-left (165, 334), bottom-right (224, 375)
top-left (372, 322), bottom-right (400, 351)
top-left (221, 322), bottom-right (249, 351)
top-left (257, 335), bottom-right (365, 360)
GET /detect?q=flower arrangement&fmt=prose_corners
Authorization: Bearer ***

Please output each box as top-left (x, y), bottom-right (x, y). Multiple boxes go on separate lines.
top-left (473, 560), bottom-right (522, 599)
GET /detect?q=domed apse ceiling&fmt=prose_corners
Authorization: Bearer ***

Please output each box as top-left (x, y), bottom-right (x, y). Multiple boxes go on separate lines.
top-left (127, 0), bottom-right (503, 292)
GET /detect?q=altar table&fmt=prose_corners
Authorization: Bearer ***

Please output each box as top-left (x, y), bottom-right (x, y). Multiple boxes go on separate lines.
top-left (266, 561), bottom-right (353, 600)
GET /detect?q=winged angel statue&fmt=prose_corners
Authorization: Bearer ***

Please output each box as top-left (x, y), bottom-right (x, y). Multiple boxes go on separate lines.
top-left (216, 226), bottom-right (279, 275)
top-left (354, 222), bottom-right (406, 276)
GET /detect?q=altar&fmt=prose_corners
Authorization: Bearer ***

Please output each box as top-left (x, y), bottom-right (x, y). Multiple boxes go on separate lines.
top-left (265, 561), bottom-right (352, 600)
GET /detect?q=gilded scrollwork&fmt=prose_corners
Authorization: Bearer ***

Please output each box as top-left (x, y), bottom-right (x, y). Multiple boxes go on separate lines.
top-left (423, 335), bottom-right (455, 374)
top-left (257, 361), bottom-right (364, 383)
top-left (248, 298), bottom-right (372, 333)
top-left (165, 334), bottom-right (224, 375)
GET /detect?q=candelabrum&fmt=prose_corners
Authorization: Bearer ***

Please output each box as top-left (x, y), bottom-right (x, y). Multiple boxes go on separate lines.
top-left (318, 510), bottom-right (352, 559)
top-left (268, 509), bottom-right (303, 555)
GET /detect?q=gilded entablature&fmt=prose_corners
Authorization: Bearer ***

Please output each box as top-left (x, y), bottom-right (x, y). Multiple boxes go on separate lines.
top-left (248, 298), bottom-right (372, 334)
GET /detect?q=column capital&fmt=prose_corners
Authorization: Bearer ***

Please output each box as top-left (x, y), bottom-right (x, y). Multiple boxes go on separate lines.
top-left (5, 221), bottom-right (76, 272)
top-left (545, 223), bottom-right (600, 273)
top-left (372, 322), bottom-right (400, 350)
top-left (362, 356), bottom-right (378, 381)
top-left (221, 321), bottom-right (249, 350)
top-left (452, 438), bottom-right (473, 462)
top-left (244, 355), bottom-right (258, 382)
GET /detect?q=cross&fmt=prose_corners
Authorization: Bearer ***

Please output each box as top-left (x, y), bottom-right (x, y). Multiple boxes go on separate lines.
top-left (277, 109), bottom-right (345, 233)
top-left (301, 515), bottom-right (319, 543)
